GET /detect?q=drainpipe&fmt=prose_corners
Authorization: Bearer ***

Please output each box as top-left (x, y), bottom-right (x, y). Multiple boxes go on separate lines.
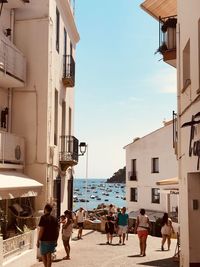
top-left (7, 88), bottom-right (12, 132)
top-left (7, 9), bottom-right (15, 132)
top-left (10, 9), bottom-right (14, 42)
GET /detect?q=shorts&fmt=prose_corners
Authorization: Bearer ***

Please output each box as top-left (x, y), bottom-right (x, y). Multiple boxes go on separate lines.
top-left (105, 224), bottom-right (114, 235)
top-left (77, 222), bottom-right (84, 228)
top-left (118, 225), bottom-right (128, 235)
top-left (40, 241), bottom-right (57, 256)
top-left (137, 230), bottom-right (148, 238)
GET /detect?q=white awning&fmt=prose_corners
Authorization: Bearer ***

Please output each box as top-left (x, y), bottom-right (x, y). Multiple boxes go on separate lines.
top-left (0, 171), bottom-right (43, 199)
top-left (156, 177), bottom-right (178, 186)
top-left (140, 0), bottom-right (177, 20)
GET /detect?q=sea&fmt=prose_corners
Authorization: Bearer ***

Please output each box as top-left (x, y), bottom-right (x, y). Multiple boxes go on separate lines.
top-left (73, 178), bottom-right (126, 211)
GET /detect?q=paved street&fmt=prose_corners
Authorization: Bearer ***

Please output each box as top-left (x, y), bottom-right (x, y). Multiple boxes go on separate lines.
top-left (32, 229), bottom-right (179, 267)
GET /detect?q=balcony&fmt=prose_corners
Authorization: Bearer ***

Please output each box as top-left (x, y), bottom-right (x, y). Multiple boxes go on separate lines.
top-left (0, 33), bottom-right (26, 88)
top-left (128, 171), bottom-right (137, 181)
top-left (59, 135), bottom-right (79, 171)
top-left (158, 16), bottom-right (177, 67)
top-left (62, 55), bottom-right (75, 87)
top-left (0, 131), bottom-right (25, 167)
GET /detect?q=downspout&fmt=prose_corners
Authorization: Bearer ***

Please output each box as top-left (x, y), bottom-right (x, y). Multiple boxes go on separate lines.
top-left (7, 9), bottom-right (15, 133)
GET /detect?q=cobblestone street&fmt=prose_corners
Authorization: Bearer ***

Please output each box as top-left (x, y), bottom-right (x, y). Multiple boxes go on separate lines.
top-left (32, 230), bottom-right (179, 267)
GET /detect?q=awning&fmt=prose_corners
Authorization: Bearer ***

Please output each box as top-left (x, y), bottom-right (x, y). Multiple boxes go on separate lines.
top-left (140, 0), bottom-right (177, 20)
top-left (156, 177), bottom-right (178, 186)
top-left (129, 209), bottom-right (164, 222)
top-left (0, 171), bottom-right (43, 199)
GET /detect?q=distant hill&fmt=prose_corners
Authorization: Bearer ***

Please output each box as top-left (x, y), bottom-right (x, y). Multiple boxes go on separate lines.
top-left (107, 167), bottom-right (126, 183)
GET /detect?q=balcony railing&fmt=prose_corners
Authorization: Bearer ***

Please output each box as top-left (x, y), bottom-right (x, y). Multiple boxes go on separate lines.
top-left (128, 171), bottom-right (137, 181)
top-left (62, 55), bottom-right (75, 87)
top-left (59, 135), bottom-right (78, 170)
top-left (0, 131), bottom-right (25, 165)
top-left (158, 15), bottom-right (177, 67)
top-left (0, 33), bottom-right (26, 87)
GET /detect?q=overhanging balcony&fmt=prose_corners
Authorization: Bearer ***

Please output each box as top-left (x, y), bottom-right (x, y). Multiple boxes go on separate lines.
top-left (62, 55), bottom-right (75, 87)
top-left (158, 16), bottom-right (177, 67)
top-left (59, 135), bottom-right (78, 171)
top-left (0, 33), bottom-right (26, 88)
top-left (0, 131), bottom-right (25, 167)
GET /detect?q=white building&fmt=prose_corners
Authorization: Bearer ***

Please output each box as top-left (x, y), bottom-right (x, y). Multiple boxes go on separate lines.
top-left (0, 0), bottom-right (80, 266)
top-left (125, 121), bottom-right (178, 220)
top-left (141, 0), bottom-right (200, 266)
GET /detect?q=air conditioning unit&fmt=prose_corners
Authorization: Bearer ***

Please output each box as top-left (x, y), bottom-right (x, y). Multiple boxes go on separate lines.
top-left (0, 132), bottom-right (25, 164)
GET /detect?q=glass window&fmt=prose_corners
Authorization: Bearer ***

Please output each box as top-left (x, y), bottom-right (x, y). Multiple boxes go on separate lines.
top-left (130, 188), bottom-right (138, 202)
top-left (54, 90), bottom-right (58, 145)
top-left (182, 39), bottom-right (190, 92)
top-left (56, 7), bottom-right (60, 53)
top-left (152, 157), bottom-right (159, 173)
top-left (129, 159), bottom-right (137, 180)
top-left (152, 188), bottom-right (160, 204)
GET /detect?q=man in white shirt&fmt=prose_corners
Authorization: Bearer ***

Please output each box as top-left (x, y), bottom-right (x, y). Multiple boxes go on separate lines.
top-left (76, 207), bottom-right (85, 239)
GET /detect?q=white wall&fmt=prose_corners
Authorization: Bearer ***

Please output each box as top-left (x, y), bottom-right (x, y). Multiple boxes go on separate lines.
top-left (177, 1), bottom-right (200, 266)
top-left (125, 122), bottom-right (178, 213)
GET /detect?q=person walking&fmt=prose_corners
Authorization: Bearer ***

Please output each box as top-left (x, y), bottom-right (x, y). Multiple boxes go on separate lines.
top-left (105, 211), bottom-right (115, 244)
top-left (61, 210), bottom-right (74, 260)
top-left (135, 208), bottom-right (150, 257)
top-left (37, 203), bottom-right (59, 267)
top-left (161, 212), bottom-right (174, 251)
top-left (76, 207), bottom-right (85, 239)
top-left (117, 207), bottom-right (129, 245)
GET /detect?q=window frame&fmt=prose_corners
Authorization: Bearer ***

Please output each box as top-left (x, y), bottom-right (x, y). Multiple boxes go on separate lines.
top-left (130, 187), bottom-right (138, 202)
top-left (151, 188), bottom-right (160, 204)
top-left (56, 7), bottom-right (60, 53)
top-left (151, 157), bottom-right (159, 173)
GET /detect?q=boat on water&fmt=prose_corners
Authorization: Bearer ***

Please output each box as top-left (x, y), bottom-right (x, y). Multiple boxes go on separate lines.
top-left (90, 195), bottom-right (95, 199)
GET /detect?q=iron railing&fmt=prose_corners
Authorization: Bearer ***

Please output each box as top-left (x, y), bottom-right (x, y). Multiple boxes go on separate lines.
top-left (59, 135), bottom-right (78, 163)
top-left (63, 55), bottom-right (75, 86)
top-left (0, 33), bottom-right (26, 83)
top-left (128, 171), bottom-right (137, 181)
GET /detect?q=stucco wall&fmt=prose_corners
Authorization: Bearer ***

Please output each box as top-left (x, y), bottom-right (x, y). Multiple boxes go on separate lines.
top-left (125, 122), bottom-right (178, 213)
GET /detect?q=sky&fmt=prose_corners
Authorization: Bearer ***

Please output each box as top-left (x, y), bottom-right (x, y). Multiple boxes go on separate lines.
top-left (74, 0), bottom-right (177, 179)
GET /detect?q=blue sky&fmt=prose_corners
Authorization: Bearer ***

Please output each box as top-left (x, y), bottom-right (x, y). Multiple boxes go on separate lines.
top-left (74, 0), bottom-right (176, 179)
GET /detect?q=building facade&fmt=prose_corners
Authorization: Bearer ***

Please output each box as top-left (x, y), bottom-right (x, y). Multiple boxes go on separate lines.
top-left (0, 0), bottom-right (80, 265)
top-left (125, 121), bottom-right (178, 217)
top-left (141, 0), bottom-right (200, 266)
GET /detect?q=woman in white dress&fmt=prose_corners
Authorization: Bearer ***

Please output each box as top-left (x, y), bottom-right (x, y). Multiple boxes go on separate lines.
top-left (161, 213), bottom-right (174, 251)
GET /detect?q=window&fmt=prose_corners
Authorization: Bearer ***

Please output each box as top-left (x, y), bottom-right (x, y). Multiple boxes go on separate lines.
top-left (130, 188), bottom-right (138, 202)
top-left (68, 107), bottom-right (72, 136)
top-left (152, 188), bottom-right (160, 204)
top-left (198, 20), bottom-right (200, 94)
top-left (151, 157), bottom-right (159, 173)
top-left (54, 90), bottom-right (58, 145)
top-left (182, 39), bottom-right (191, 92)
top-left (129, 159), bottom-right (137, 180)
top-left (64, 28), bottom-right (67, 55)
top-left (61, 101), bottom-right (66, 136)
top-left (56, 7), bottom-right (60, 53)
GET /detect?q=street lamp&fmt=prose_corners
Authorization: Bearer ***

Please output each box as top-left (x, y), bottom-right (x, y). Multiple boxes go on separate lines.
top-left (79, 142), bottom-right (87, 156)
top-left (77, 142), bottom-right (89, 210)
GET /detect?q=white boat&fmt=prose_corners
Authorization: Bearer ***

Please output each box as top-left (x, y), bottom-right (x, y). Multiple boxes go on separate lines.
top-left (90, 195), bottom-right (95, 199)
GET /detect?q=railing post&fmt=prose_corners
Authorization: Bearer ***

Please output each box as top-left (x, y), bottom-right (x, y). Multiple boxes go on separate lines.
top-left (0, 236), bottom-right (3, 266)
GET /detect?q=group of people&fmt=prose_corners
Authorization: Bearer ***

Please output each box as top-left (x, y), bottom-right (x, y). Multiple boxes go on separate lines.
top-left (104, 206), bottom-right (175, 257)
top-left (104, 205), bottom-right (129, 245)
top-left (37, 204), bottom-right (85, 267)
top-left (37, 204), bottom-right (175, 267)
